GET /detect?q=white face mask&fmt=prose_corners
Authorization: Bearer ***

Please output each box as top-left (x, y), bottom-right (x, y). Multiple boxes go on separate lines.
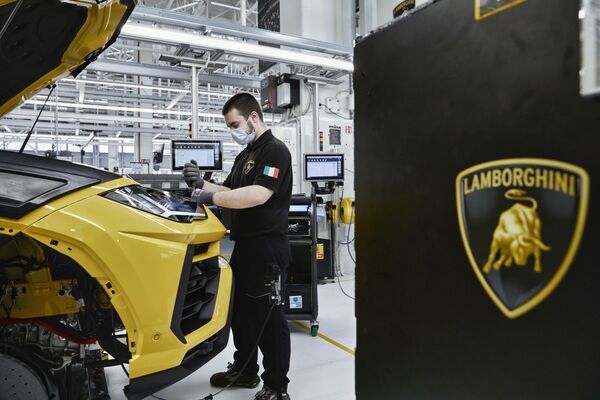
top-left (230, 119), bottom-right (256, 145)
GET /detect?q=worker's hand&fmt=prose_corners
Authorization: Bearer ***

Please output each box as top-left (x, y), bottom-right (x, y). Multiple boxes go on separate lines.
top-left (191, 188), bottom-right (215, 206)
top-left (183, 160), bottom-right (204, 189)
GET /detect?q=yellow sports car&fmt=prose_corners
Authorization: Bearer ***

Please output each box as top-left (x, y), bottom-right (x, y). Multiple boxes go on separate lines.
top-left (0, 1), bottom-right (233, 399)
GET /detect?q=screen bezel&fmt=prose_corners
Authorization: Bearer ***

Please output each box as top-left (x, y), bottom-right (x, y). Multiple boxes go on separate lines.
top-left (171, 140), bottom-right (223, 171)
top-left (304, 153), bottom-right (345, 182)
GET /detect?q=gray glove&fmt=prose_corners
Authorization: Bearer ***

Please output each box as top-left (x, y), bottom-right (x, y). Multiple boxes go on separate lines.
top-left (183, 160), bottom-right (204, 189)
top-left (191, 189), bottom-right (215, 206)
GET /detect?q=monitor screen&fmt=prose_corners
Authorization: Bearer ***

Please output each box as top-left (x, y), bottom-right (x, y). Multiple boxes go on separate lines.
top-left (304, 154), bottom-right (344, 181)
top-left (171, 140), bottom-right (222, 171)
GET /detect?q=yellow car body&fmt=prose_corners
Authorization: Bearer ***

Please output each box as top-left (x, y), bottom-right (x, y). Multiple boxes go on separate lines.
top-left (0, 151), bottom-right (234, 399)
top-left (0, 0), bottom-right (136, 118)
top-left (0, 1), bottom-right (234, 398)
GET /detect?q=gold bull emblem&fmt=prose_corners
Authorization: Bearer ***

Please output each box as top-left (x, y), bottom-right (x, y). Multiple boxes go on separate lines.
top-left (483, 189), bottom-right (551, 274)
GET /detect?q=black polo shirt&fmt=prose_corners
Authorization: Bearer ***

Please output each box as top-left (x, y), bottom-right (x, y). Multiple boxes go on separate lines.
top-left (223, 130), bottom-right (292, 241)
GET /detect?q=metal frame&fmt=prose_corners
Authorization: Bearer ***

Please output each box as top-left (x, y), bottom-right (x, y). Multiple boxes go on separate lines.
top-left (131, 5), bottom-right (353, 57)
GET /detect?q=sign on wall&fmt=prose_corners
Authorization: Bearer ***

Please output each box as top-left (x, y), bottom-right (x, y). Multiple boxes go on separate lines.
top-left (456, 159), bottom-right (589, 318)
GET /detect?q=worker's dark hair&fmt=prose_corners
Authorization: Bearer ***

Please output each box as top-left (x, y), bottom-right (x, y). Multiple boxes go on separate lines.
top-left (222, 92), bottom-right (263, 121)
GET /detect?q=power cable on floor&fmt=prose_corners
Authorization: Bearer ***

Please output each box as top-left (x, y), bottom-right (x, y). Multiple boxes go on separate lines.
top-left (150, 276), bottom-right (281, 400)
top-left (199, 304), bottom-right (274, 400)
top-left (150, 304), bottom-right (276, 400)
top-left (337, 274), bottom-right (355, 301)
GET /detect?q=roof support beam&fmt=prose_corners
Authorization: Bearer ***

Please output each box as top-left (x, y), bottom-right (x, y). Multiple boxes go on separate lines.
top-left (130, 5), bottom-right (353, 57)
top-left (87, 59), bottom-right (261, 89)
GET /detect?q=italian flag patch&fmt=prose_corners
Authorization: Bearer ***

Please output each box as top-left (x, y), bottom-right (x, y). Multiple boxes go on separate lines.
top-left (263, 166), bottom-right (280, 178)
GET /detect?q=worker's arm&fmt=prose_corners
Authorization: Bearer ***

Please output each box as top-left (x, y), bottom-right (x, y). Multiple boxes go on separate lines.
top-left (202, 181), bottom-right (231, 193)
top-left (192, 185), bottom-right (273, 209)
top-left (213, 185), bottom-right (273, 209)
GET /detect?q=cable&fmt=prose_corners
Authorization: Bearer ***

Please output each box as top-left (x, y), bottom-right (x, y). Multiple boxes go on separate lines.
top-left (152, 304), bottom-right (277, 400)
top-left (320, 103), bottom-right (352, 120)
top-left (19, 85), bottom-right (55, 153)
top-left (340, 237), bottom-right (355, 245)
top-left (333, 187), bottom-right (355, 301)
top-left (199, 304), bottom-right (275, 400)
top-left (338, 205), bottom-right (356, 300)
top-left (346, 205), bottom-right (356, 265)
top-left (337, 274), bottom-right (355, 301)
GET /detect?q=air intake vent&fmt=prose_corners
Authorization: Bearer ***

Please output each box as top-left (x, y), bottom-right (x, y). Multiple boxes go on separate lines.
top-left (193, 243), bottom-right (210, 257)
top-left (171, 249), bottom-right (221, 343)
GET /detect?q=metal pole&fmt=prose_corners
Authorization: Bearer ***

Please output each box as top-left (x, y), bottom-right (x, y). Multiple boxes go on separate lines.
top-left (240, 0), bottom-right (247, 26)
top-left (359, 0), bottom-right (377, 37)
top-left (0, 0), bottom-right (23, 42)
top-left (342, 0), bottom-right (356, 48)
top-left (312, 82), bottom-right (319, 152)
top-left (191, 65), bottom-right (199, 138)
top-left (54, 85), bottom-right (59, 153)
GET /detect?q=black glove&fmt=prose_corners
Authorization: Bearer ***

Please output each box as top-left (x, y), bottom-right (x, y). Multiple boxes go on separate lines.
top-left (183, 160), bottom-right (204, 189)
top-left (191, 189), bottom-right (215, 206)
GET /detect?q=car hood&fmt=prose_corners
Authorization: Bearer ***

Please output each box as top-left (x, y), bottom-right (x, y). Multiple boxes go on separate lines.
top-left (0, 0), bottom-right (136, 118)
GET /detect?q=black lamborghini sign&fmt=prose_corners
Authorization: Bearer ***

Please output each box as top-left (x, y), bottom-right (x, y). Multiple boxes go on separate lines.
top-left (456, 159), bottom-right (589, 318)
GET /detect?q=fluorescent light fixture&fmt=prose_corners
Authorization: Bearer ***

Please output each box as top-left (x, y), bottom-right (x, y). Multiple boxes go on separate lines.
top-left (25, 99), bottom-right (225, 119)
top-left (63, 78), bottom-right (189, 93)
top-left (63, 78), bottom-right (235, 98)
top-left (121, 23), bottom-right (354, 72)
top-left (153, 134), bottom-right (162, 139)
top-left (84, 98), bottom-right (109, 105)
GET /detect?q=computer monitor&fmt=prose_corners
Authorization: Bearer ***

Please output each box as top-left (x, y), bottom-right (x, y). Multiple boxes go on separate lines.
top-left (304, 154), bottom-right (344, 182)
top-left (171, 140), bottom-right (222, 171)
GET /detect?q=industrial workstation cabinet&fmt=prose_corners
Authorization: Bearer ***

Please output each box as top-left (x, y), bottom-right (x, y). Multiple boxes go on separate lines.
top-left (285, 195), bottom-right (320, 336)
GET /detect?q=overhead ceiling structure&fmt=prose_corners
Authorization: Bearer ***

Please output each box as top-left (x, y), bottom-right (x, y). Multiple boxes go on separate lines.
top-left (0, 0), bottom-right (353, 159)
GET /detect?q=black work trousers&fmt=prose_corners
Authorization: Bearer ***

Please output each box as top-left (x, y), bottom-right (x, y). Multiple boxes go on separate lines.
top-left (230, 235), bottom-right (291, 393)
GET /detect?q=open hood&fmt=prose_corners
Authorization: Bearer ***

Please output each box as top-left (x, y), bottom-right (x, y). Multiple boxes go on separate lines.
top-left (0, 0), bottom-right (136, 118)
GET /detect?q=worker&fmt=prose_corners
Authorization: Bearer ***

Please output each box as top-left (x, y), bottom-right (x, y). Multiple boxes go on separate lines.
top-left (183, 93), bottom-right (292, 400)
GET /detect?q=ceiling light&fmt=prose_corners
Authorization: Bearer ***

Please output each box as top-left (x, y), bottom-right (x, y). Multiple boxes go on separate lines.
top-left (25, 99), bottom-right (225, 119)
top-left (63, 78), bottom-right (189, 93)
top-left (63, 78), bottom-right (235, 98)
top-left (121, 23), bottom-right (354, 72)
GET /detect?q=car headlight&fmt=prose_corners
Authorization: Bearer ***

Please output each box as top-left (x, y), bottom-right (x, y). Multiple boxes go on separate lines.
top-left (102, 185), bottom-right (207, 223)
